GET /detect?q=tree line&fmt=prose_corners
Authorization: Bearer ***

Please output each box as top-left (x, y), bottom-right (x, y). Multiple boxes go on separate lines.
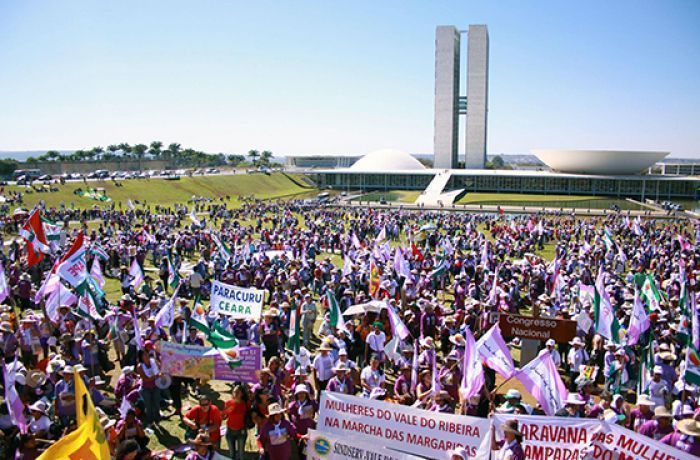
top-left (18, 143), bottom-right (277, 169)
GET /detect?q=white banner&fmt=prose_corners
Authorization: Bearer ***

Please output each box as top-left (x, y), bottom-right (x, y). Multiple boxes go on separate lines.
top-left (56, 247), bottom-right (87, 288)
top-left (318, 392), bottom-right (490, 459)
top-left (210, 281), bottom-right (264, 319)
top-left (492, 414), bottom-right (696, 460)
top-left (306, 429), bottom-right (421, 460)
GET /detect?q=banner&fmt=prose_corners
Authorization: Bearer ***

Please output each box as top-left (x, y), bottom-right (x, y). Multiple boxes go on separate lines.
top-left (492, 414), bottom-right (696, 460)
top-left (306, 429), bottom-right (422, 460)
top-left (499, 313), bottom-right (576, 343)
top-left (318, 392), bottom-right (490, 459)
top-left (213, 345), bottom-right (261, 383)
top-left (160, 342), bottom-right (215, 380)
top-left (210, 281), bottom-right (264, 319)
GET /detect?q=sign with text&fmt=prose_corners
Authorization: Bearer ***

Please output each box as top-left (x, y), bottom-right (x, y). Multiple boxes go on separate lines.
top-left (492, 414), bottom-right (695, 460)
top-left (210, 281), bottom-right (264, 319)
top-left (160, 342), bottom-right (214, 380)
top-left (306, 430), bottom-right (421, 460)
top-left (318, 392), bottom-right (490, 459)
top-left (213, 345), bottom-right (261, 383)
top-left (499, 313), bottom-right (577, 343)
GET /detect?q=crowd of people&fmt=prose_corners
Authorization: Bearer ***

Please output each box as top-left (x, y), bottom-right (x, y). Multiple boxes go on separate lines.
top-left (0, 194), bottom-right (698, 459)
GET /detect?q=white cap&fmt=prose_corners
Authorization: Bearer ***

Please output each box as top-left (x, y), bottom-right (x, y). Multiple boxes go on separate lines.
top-left (653, 365), bottom-right (663, 375)
top-left (545, 339), bottom-right (555, 347)
top-left (338, 349), bottom-right (348, 356)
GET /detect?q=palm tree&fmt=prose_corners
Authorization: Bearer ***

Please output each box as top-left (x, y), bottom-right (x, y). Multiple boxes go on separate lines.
top-left (91, 146), bottom-right (104, 161)
top-left (149, 141), bottom-right (163, 158)
top-left (132, 144), bottom-right (148, 170)
top-left (45, 150), bottom-right (61, 161)
top-left (260, 150), bottom-right (273, 166)
top-left (248, 149), bottom-right (260, 166)
top-left (166, 143), bottom-right (181, 165)
top-left (117, 143), bottom-right (132, 158)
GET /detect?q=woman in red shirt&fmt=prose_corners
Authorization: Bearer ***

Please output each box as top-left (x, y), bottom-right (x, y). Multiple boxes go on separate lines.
top-left (222, 385), bottom-right (250, 460)
top-left (184, 396), bottom-right (222, 449)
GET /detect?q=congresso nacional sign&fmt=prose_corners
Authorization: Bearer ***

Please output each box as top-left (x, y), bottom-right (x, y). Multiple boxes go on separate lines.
top-left (499, 313), bottom-right (576, 343)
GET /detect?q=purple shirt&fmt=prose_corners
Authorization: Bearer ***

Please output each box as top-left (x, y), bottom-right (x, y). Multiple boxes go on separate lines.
top-left (638, 420), bottom-right (673, 441)
top-left (326, 376), bottom-right (354, 395)
top-left (259, 419), bottom-right (296, 460)
top-left (287, 399), bottom-right (317, 435)
top-left (660, 431), bottom-right (700, 455)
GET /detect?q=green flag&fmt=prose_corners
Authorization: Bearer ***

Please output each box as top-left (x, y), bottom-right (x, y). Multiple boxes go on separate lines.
top-left (326, 290), bottom-right (348, 334)
top-left (167, 254), bottom-right (180, 289)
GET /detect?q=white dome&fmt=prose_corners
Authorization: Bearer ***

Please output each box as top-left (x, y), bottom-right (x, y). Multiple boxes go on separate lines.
top-left (532, 150), bottom-right (669, 175)
top-left (350, 149), bottom-right (425, 172)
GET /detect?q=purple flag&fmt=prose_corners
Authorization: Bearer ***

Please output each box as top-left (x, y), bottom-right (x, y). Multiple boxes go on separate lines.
top-left (460, 327), bottom-right (484, 401)
top-left (487, 264), bottom-right (501, 306)
top-left (514, 351), bottom-right (568, 416)
top-left (627, 289), bottom-right (649, 346)
top-left (476, 323), bottom-right (515, 378)
top-left (3, 361), bottom-right (27, 434)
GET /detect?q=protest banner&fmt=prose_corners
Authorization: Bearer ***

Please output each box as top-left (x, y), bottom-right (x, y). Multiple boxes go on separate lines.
top-left (159, 342), bottom-right (215, 380)
top-left (499, 313), bottom-right (577, 343)
top-left (492, 414), bottom-right (696, 460)
top-left (210, 280), bottom-right (264, 319)
top-left (306, 429), bottom-right (422, 460)
top-left (318, 392), bottom-right (490, 459)
top-left (213, 345), bottom-right (261, 383)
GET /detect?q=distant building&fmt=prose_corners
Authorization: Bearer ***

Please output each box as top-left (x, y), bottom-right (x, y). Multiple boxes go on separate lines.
top-left (434, 25), bottom-right (489, 169)
top-left (285, 155), bottom-right (359, 169)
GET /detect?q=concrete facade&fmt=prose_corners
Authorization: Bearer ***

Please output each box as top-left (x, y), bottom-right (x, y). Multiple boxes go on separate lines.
top-left (465, 25), bottom-right (489, 169)
top-left (433, 26), bottom-right (461, 169)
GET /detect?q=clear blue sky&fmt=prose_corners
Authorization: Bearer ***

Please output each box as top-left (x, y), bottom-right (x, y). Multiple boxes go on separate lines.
top-left (1, 0), bottom-right (698, 158)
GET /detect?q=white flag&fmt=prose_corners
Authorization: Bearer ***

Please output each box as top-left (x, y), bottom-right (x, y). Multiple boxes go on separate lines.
top-left (189, 208), bottom-right (201, 227)
top-left (514, 351), bottom-right (568, 416)
top-left (342, 255), bottom-right (353, 277)
top-left (45, 284), bottom-right (78, 322)
top-left (154, 285), bottom-right (180, 330)
top-left (127, 199), bottom-right (136, 210)
top-left (90, 258), bottom-right (105, 288)
top-left (460, 327), bottom-right (484, 402)
top-left (476, 323), bottom-right (515, 378)
top-left (129, 259), bottom-right (144, 289)
top-left (0, 263), bottom-right (10, 303)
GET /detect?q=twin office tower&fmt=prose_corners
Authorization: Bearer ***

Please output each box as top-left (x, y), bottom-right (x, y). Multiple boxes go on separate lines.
top-left (434, 25), bottom-right (489, 169)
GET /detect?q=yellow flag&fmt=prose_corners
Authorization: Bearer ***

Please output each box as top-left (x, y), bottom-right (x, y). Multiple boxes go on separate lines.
top-left (37, 370), bottom-right (111, 460)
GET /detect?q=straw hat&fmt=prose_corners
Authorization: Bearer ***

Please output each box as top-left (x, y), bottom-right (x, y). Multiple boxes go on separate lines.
top-left (28, 400), bottom-right (48, 415)
top-left (677, 419), bottom-right (700, 437)
top-left (267, 403), bottom-right (286, 416)
top-left (332, 363), bottom-right (348, 373)
top-left (502, 419), bottom-right (522, 436)
top-left (653, 406), bottom-right (672, 418)
top-left (565, 394), bottom-right (586, 405)
top-left (26, 370), bottom-right (47, 389)
top-left (636, 395), bottom-right (655, 406)
top-left (0, 322), bottom-right (12, 333)
top-left (449, 334), bottom-right (464, 346)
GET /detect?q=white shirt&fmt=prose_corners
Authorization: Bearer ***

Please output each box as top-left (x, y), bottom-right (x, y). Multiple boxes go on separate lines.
top-left (539, 348), bottom-right (561, 367)
top-left (367, 331), bottom-right (386, 353)
top-left (360, 366), bottom-right (385, 396)
top-left (313, 353), bottom-right (334, 381)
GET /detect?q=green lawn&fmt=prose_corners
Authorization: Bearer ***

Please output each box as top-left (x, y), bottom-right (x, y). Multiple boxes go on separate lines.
top-left (8, 173), bottom-right (311, 209)
top-left (457, 193), bottom-right (601, 204)
top-left (352, 190), bottom-right (420, 203)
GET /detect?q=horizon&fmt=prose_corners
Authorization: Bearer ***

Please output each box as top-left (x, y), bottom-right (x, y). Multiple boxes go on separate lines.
top-left (1, 1), bottom-right (699, 158)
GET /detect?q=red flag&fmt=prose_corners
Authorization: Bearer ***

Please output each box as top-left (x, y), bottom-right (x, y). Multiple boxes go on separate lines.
top-left (25, 242), bottom-right (44, 267)
top-left (59, 231), bottom-right (84, 264)
top-left (411, 243), bottom-right (424, 262)
top-left (19, 210), bottom-right (50, 255)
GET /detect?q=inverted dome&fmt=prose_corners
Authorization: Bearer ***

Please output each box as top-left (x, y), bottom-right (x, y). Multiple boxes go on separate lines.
top-left (350, 149), bottom-right (426, 172)
top-left (532, 150), bottom-right (669, 175)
